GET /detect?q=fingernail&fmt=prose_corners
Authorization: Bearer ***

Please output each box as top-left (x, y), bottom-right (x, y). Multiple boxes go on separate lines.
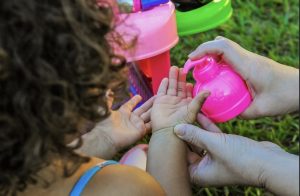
top-left (204, 91), bottom-right (211, 97)
top-left (174, 125), bottom-right (185, 137)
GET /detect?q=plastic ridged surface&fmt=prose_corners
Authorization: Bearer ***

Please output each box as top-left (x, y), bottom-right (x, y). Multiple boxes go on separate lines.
top-left (176, 0), bottom-right (233, 36)
top-left (114, 2), bottom-right (178, 61)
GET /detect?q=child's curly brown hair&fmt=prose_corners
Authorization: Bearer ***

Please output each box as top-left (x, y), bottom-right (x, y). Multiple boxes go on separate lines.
top-left (0, 0), bottom-right (127, 195)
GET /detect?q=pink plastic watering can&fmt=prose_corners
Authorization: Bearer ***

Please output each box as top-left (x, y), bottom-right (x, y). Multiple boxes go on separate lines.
top-left (183, 55), bottom-right (252, 123)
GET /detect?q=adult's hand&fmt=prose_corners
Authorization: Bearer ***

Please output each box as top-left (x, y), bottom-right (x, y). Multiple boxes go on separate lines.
top-left (174, 114), bottom-right (299, 195)
top-left (189, 36), bottom-right (299, 119)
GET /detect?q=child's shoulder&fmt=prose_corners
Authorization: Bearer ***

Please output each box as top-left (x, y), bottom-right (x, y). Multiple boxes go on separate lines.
top-left (81, 158), bottom-right (165, 196)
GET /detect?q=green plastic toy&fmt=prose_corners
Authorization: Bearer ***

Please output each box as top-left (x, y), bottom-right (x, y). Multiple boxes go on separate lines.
top-left (176, 0), bottom-right (233, 36)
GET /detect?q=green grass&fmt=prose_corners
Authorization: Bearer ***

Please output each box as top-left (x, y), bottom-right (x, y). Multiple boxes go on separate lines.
top-left (115, 0), bottom-right (299, 195)
top-left (170, 0), bottom-right (299, 195)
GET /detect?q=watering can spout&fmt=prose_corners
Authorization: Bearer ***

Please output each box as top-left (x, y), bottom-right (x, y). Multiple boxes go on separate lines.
top-left (183, 59), bottom-right (195, 74)
top-left (183, 56), bottom-right (211, 74)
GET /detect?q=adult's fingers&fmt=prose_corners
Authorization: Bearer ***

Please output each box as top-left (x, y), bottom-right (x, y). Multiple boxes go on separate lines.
top-left (190, 114), bottom-right (220, 157)
top-left (188, 91), bottom-right (210, 116)
top-left (187, 148), bottom-right (202, 165)
top-left (188, 37), bottom-right (250, 78)
top-left (214, 36), bottom-right (224, 40)
top-left (177, 68), bottom-right (187, 98)
top-left (197, 114), bottom-right (222, 133)
top-left (239, 95), bottom-right (265, 119)
top-left (189, 143), bottom-right (206, 158)
top-left (134, 96), bottom-right (154, 116)
top-left (188, 156), bottom-right (216, 186)
top-left (167, 66), bottom-right (179, 96)
top-left (239, 89), bottom-right (273, 119)
top-left (120, 95), bottom-right (142, 113)
top-left (260, 141), bottom-right (285, 152)
top-left (174, 124), bottom-right (214, 150)
top-left (157, 78), bottom-right (169, 96)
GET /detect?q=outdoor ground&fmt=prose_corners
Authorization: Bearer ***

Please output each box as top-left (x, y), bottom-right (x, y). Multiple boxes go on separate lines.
top-left (170, 0), bottom-right (299, 195)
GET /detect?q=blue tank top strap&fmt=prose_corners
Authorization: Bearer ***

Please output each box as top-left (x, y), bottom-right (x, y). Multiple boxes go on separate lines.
top-left (70, 160), bottom-right (118, 196)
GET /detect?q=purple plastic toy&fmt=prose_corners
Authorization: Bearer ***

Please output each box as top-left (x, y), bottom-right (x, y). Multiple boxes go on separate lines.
top-left (183, 55), bottom-right (252, 123)
top-left (117, 0), bottom-right (169, 13)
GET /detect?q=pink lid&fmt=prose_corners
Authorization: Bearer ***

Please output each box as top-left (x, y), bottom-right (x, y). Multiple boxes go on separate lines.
top-left (113, 2), bottom-right (178, 62)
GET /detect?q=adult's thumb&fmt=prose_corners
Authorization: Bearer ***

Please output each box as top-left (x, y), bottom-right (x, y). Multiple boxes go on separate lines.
top-left (174, 124), bottom-right (213, 150)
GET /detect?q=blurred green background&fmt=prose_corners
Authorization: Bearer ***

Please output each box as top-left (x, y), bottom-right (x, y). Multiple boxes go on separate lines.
top-left (170, 0), bottom-right (299, 195)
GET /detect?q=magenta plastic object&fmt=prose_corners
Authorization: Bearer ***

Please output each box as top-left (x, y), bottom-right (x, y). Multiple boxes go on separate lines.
top-left (114, 2), bottom-right (178, 94)
top-left (119, 144), bottom-right (148, 170)
top-left (183, 56), bottom-right (252, 123)
top-left (114, 2), bottom-right (178, 61)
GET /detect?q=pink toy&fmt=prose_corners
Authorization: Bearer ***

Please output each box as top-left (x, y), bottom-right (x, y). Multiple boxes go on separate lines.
top-left (119, 144), bottom-right (148, 170)
top-left (183, 55), bottom-right (252, 123)
top-left (114, 2), bottom-right (178, 94)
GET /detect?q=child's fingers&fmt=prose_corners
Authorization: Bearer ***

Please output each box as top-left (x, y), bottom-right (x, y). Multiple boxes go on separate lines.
top-left (177, 68), bottom-right (187, 98)
top-left (134, 96), bottom-right (154, 116)
top-left (167, 66), bottom-right (179, 96)
top-left (140, 109), bottom-right (151, 123)
top-left (186, 83), bottom-right (193, 98)
top-left (188, 91), bottom-right (210, 115)
top-left (120, 95), bottom-right (142, 113)
top-left (157, 78), bottom-right (169, 96)
top-left (131, 114), bottom-right (145, 133)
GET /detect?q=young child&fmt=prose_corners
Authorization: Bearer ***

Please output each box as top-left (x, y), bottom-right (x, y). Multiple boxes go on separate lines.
top-left (0, 0), bottom-right (163, 195)
top-left (0, 0), bottom-right (209, 195)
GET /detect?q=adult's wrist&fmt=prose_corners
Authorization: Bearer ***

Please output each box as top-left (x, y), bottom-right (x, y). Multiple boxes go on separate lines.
top-left (259, 150), bottom-right (299, 195)
top-left (288, 67), bottom-right (299, 111)
top-left (271, 61), bottom-right (299, 114)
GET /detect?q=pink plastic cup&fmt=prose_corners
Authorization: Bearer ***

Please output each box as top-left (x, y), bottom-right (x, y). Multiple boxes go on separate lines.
top-left (113, 2), bottom-right (178, 95)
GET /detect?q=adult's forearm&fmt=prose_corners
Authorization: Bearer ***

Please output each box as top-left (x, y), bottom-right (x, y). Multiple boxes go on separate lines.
top-left (263, 152), bottom-right (299, 195)
top-left (147, 128), bottom-right (192, 196)
top-left (279, 64), bottom-right (299, 112)
top-left (268, 57), bottom-right (299, 113)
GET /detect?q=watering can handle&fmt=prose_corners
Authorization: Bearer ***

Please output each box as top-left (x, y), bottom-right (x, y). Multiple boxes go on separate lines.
top-left (183, 55), bottom-right (215, 74)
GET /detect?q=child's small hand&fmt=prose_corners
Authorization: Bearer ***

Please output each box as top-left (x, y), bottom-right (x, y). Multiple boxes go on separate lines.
top-left (95, 95), bottom-right (154, 151)
top-left (151, 66), bottom-right (210, 132)
top-left (75, 95), bottom-right (154, 159)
